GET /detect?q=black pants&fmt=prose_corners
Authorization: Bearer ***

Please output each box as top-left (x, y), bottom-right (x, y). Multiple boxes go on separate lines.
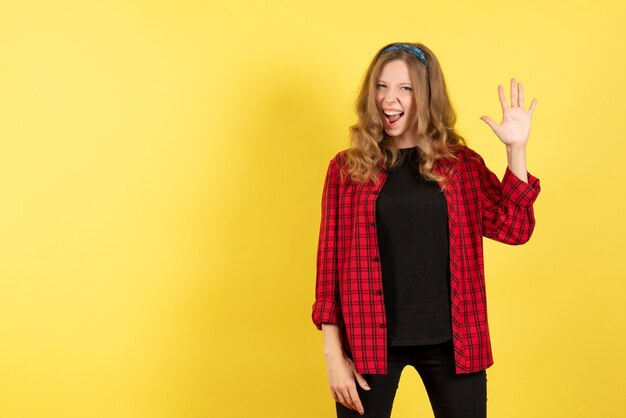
top-left (336, 340), bottom-right (487, 418)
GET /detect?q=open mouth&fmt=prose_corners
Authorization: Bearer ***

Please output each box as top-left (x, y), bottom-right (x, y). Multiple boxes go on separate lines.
top-left (384, 112), bottom-right (404, 127)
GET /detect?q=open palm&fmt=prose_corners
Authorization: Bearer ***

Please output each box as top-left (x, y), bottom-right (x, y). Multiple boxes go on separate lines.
top-left (480, 78), bottom-right (537, 147)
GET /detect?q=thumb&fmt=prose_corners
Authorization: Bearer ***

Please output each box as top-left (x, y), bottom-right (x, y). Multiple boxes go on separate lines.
top-left (479, 116), bottom-right (498, 132)
top-left (353, 371), bottom-right (371, 391)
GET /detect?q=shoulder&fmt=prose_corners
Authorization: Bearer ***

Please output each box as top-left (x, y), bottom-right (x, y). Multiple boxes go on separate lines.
top-left (449, 145), bottom-right (487, 172)
top-left (332, 148), bottom-right (349, 165)
top-left (326, 149), bottom-right (350, 176)
top-left (321, 149), bottom-right (350, 182)
top-left (452, 144), bottom-right (482, 162)
top-left (432, 144), bottom-right (481, 172)
top-left (330, 145), bottom-right (485, 169)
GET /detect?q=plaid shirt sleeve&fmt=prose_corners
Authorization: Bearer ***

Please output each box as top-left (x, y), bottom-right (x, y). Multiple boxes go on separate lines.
top-left (311, 156), bottom-right (342, 330)
top-left (471, 150), bottom-right (541, 245)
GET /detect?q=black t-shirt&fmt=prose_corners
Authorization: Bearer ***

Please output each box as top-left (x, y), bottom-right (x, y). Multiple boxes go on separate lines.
top-left (375, 146), bottom-right (453, 346)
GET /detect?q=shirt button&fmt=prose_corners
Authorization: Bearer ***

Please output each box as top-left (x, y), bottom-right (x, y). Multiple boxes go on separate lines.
top-left (370, 222), bottom-right (375, 227)
top-left (373, 257), bottom-right (379, 262)
top-left (379, 323), bottom-right (385, 328)
top-left (376, 290), bottom-right (382, 295)
top-left (373, 190), bottom-right (379, 194)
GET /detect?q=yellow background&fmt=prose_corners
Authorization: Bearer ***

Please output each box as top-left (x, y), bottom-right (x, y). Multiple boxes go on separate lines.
top-left (1, 1), bottom-right (625, 417)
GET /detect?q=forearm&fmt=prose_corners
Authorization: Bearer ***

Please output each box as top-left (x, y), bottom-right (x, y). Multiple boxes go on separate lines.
top-left (322, 323), bottom-right (344, 359)
top-left (476, 146), bottom-right (540, 245)
top-left (506, 144), bottom-right (528, 183)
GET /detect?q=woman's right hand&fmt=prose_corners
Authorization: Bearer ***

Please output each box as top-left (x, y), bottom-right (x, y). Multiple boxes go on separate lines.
top-left (326, 351), bottom-right (371, 415)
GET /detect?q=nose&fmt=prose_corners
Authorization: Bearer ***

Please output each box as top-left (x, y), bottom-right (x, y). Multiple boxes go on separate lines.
top-left (383, 92), bottom-right (399, 105)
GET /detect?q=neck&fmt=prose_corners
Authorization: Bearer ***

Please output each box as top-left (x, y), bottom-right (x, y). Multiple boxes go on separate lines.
top-left (392, 138), bottom-right (418, 149)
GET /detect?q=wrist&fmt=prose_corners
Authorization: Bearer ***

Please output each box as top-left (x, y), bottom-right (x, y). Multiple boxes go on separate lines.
top-left (506, 143), bottom-right (527, 163)
top-left (324, 347), bottom-right (344, 358)
top-left (506, 142), bottom-right (526, 152)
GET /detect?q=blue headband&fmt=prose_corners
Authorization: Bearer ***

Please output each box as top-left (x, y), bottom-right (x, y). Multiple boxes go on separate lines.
top-left (379, 44), bottom-right (428, 67)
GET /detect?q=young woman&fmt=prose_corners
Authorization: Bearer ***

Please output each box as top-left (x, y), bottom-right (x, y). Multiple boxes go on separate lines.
top-left (311, 42), bottom-right (541, 418)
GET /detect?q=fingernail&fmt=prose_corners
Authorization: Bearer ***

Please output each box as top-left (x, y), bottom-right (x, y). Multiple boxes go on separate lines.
top-left (365, 384), bottom-right (370, 390)
top-left (359, 411), bottom-right (364, 415)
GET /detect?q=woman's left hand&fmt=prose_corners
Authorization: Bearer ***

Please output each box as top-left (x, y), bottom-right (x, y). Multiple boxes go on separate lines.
top-left (480, 78), bottom-right (537, 148)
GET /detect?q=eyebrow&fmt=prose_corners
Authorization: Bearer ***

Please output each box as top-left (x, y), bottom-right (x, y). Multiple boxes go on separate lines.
top-left (377, 80), bottom-right (413, 85)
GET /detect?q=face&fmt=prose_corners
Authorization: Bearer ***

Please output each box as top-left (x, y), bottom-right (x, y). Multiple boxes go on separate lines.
top-left (375, 59), bottom-right (419, 148)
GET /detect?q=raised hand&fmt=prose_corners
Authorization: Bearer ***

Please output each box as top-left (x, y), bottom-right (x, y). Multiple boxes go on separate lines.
top-left (480, 78), bottom-right (537, 148)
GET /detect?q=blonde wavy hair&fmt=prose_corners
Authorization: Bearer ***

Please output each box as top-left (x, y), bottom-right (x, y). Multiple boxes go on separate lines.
top-left (340, 42), bottom-right (468, 190)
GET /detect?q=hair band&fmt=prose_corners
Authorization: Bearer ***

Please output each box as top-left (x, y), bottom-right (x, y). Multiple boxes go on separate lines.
top-left (379, 43), bottom-right (428, 67)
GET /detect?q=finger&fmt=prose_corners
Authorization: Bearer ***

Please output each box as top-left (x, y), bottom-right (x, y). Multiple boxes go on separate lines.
top-left (339, 388), bottom-right (357, 410)
top-left (519, 82), bottom-right (525, 109)
top-left (343, 392), bottom-right (358, 411)
top-left (330, 388), bottom-right (339, 403)
top-left (528, 97), bottom-right (537, 115)
top-left (336, 391), bottom-right (355, 411)
top-left (497, 84), bottom-right (508, 109)
top-left (511, 78), bottom-right (518, 107)
top-left (354, 372), bottom-right (371, 391)
top-left (348, 386), bottom-right (365, 415)
top-left (480, 116), bottom-right (497, 132)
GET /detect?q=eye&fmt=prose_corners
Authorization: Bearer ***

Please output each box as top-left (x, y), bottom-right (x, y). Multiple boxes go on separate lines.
top-left (376, 83), bottom-right (386, 89)
top-left (402, 86), bottom-right (413, 91)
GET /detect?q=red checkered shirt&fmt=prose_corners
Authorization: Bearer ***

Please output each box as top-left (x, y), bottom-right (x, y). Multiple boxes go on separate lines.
top-left (312, 145), bottom-right (541, 374)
